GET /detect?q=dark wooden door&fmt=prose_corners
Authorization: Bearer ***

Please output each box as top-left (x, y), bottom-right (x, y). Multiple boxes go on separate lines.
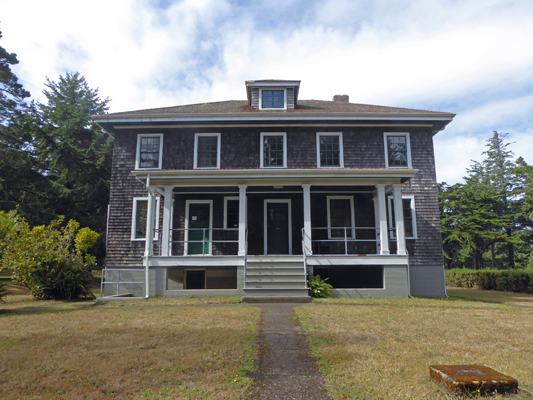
top-left (188, 203), bottom-right (210, 255)
top-left (266, 202), bottom-right (289, 254)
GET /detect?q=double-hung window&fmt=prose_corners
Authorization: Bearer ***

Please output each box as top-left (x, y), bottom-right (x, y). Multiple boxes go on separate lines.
top-left (131, 197), bottom-right (160, 240)
top-left (260, 89), bottom-right (286, 110)
top-left (327, 196), bottom-right (355, 239)
top-left (261, 132), bottom-right (286, 168)
top-left (136, 134), bottom-right (163, 169)
top-left (384, 132), bottom-right (411, 168)
top-left (388, 196), bottom-right (417, 239)
top-left (317, 132), bottom-right (343, 167)
top-left (194, 133), bottom-right (221, 169)
top-left (224, 197), bottom-right (240, 229)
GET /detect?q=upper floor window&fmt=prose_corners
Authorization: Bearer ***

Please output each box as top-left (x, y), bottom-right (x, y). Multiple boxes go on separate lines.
top-left (384, 132), bottom-right (411, 168)
top-left (136, 134), bottom-right (163, 169)
top-left (194, 133), bottom-right (221, 169)
top-left (260, 89), bottom-right (286, 109)
top-left (317, 132), bottom-right (343, 168)
top-left (388, 195), bottom-right (417, 239)
top-left (131, 197), bottom-right (160, 240)
top-left (261, 132), bottom-right (286, 168)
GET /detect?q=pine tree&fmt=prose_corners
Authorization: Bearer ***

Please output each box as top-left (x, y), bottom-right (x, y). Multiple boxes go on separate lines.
top-left (32, 72), bottom-right (113, 264)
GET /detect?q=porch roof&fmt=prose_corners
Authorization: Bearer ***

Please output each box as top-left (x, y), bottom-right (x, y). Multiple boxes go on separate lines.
top-left (133, 167), bottom-right (418, 188)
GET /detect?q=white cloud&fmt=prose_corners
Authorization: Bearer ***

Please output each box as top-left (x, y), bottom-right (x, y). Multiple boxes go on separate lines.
top-left (1, 0), bottom-right (532, 183)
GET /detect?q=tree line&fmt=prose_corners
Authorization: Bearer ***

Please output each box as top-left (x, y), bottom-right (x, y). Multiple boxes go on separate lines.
top-left (439, 132), bottom-right (533, 270)
top-left (0, 30), bottom-right (112, 265)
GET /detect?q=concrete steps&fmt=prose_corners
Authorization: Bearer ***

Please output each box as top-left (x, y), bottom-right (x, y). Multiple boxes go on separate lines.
top-left (243, 259), bottom-right (310, 302)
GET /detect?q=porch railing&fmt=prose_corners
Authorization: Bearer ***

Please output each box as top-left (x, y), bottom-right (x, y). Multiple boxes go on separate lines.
top-left (308, 227), bottom-right (379, 255)
top-left (154, 228), bottom-right (239, 256)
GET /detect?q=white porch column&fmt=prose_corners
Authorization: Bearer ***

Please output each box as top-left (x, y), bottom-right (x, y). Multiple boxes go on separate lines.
top-left (144, 188), bottom-right (157, 257)
top-left (376, 184), bottom-right (390, 255)
top-left (238, 185), bottom-right (247, 256)
top-left (144, 187), bottom-right (157, 299)
top-left (302, 184), bottom-right (312, 255)
top-left (161, 187), bottom-right (173, 256)
top-left (392, 183), bottom-right (407, 255)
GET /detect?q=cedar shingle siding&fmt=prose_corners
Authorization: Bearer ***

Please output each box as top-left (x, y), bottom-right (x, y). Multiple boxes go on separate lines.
top-left (107, 127), bottom-right (444, 270)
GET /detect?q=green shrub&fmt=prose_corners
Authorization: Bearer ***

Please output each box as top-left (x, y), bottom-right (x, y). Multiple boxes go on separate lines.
top-left (308, 274), bottom-right (333, 298)
top-left (0, 212), bottom-right (98, 300)
top-left (445, 268), bottom-right (533, 294)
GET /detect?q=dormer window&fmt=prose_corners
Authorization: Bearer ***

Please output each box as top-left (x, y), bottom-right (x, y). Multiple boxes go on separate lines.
top-left (261, 90), bottom-right (285, 109)
top-left (246, 80), bottom-right (299, 110)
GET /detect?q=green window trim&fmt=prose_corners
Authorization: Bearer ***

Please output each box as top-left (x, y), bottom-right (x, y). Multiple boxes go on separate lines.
top-left (385, 134), bottom-right (410, 168)
top-left (318, 133), bottom-right (342, 167)
top-left (262, 134), bottom-right (285, 167)
top-left (261, 90), bottom-right (285, 109)
top-left (194, 133), bottom-right (220, 169)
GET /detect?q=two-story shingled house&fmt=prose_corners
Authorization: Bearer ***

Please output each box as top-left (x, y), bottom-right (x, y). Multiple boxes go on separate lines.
top-left (94, 79), bottom-right (454, 300)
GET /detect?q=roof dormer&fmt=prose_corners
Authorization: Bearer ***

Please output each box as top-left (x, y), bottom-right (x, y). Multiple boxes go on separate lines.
top-left (245, 80), bottom-right (301, 111)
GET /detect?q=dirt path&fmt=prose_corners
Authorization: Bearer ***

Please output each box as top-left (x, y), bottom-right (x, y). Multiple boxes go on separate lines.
top-left (249, 304), bottom-right (331, 400)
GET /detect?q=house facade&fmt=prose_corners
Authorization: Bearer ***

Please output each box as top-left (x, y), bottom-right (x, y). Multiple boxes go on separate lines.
top-left (94, 80), bottom-right (454, 300)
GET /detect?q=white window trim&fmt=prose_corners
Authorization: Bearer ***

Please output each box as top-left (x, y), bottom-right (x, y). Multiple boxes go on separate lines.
top-left (387, 195), bottom-right (417, 239)
top-left (223, 196), bottom-right (241, 230)
top-left (264, 199), bottom-right (293, 255)
top-left (135, 133), bottom-right (163, 170)
top-left (384, 132), bottom-right (412, 168)
top-left (326, 196), bottom-right (355, 239)
top-left (131, 197), bottom-right (160, 241)
top-left (260, 132), bottom-right (287, 168)
top-left (184, 200), bottom-right (213, 256)
top-left (193, 133), bottom-right (221, 169)
top-left (259, 88), bottom-right (287, 110)
top-left (316, 132), bottom-right (344, 168)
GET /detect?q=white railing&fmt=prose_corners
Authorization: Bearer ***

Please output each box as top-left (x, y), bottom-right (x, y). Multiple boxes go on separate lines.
top-left (100, 268), bottom-right (144, 297)
top-left (310, 227), bottom-right (379, 255)
top-left (154, 228), bottom-right (239, 256)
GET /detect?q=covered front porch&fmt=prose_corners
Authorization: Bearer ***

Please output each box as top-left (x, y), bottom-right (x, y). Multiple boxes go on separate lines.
top-left (135, 168), bottom-right (415, 298)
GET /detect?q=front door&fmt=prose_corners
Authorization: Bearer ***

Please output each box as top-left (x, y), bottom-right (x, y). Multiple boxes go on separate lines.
top-left (187, 203), bottom-right (211, 255)
top-left (265, 201), bottom-right (291, 254)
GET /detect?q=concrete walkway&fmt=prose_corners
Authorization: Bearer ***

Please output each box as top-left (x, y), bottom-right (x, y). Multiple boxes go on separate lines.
top-left (249, 304), bottom-right (331, 400)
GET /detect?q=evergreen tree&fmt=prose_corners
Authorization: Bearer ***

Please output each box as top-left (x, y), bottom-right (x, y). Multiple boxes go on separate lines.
top-left (32, 72), bottom-right (113, 264)
top-left (480, 132), bottom-right (522, 268)
top-left (0, 30), bottom-right (30, 123)
top-left (0, 30), bottom-right (49, 221)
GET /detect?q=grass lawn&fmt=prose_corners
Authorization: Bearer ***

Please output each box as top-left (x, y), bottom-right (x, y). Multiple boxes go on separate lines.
top-left (296, 291), bottom-right (533, 400)
top-left (0, 285), bottom-right (260, 400)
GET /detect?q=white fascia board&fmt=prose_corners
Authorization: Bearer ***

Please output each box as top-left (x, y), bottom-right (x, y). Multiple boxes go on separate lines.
top-left (133, 168), bottom-right (419, 183)
top-left (92, 112), bottom-right (455, 125)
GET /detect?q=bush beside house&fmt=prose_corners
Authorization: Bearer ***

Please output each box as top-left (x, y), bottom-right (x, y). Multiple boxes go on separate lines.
top-left (446, 268), bottom-right (533, 294)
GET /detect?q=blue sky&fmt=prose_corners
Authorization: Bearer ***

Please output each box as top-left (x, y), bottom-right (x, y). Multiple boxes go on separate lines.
top-left (2, 0), bottom-right (533, 184)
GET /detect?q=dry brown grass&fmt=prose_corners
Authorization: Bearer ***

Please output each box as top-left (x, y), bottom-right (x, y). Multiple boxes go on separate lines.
top-left (0, 282), bottom-right (241, 314)
top-left (296, 296), bottom-right (533, 400)
top-left (0, 304), bottom-right (259, 399)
